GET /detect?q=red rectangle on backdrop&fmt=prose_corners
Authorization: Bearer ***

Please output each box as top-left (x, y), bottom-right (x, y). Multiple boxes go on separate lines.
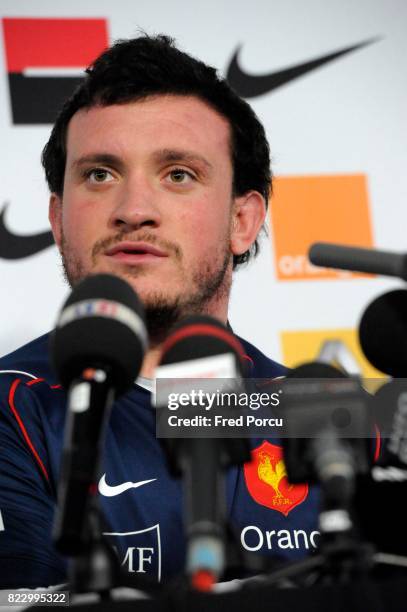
top-left (2, 18), bottom-right (108, 71)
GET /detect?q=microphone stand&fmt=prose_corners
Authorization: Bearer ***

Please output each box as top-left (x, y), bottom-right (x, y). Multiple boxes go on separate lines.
top-left (68, 494), bottom-right (121, 597)
top-left (53, 368), bottom-right (122, 598)
top-left (162, 407), bottom-right (251, 590)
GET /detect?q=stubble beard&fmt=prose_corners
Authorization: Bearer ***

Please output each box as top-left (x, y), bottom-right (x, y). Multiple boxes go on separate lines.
top-left (59, 231), bottom-right (232, 344)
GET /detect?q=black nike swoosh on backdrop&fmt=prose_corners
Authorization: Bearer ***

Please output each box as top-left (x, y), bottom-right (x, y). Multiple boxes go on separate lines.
top-left (226, 38), bottom-right (380, 98)
top-left (0, 203), bottom-right (54, 260)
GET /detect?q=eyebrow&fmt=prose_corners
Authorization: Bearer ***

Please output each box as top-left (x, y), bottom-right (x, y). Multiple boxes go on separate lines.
top-left (151, 148), bottom-right (214, 172)
top-left (71, 153), bottom-right (124, 171)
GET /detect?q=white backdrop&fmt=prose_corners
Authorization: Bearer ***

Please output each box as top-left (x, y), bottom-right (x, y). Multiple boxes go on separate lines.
top-left (0, 0), bottom-right (406, 369)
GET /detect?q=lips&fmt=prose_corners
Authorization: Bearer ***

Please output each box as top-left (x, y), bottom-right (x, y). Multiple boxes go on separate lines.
top-left (105, 241), bottom-right (168, 263)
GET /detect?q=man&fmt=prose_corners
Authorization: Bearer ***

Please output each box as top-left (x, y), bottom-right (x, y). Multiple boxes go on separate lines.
top-left (0, 35), bottom-right (319, 588)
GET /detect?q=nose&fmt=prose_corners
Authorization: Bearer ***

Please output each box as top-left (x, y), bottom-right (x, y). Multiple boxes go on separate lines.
top-left (109, 174), bottom-right (161, 231)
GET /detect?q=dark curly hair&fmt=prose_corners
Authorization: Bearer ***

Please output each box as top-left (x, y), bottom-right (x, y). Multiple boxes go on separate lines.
top-left (42, 34), bottom-right (271, 268)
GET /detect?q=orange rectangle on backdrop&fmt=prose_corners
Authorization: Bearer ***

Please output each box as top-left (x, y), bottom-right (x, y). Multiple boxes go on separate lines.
top-left (270, 174), bottom-right (374, 281)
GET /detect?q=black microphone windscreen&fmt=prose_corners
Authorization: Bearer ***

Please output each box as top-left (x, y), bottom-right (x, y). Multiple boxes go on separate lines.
top-left (160, 315), bottom-right (245, 376)
top-left (359, 289), bottom-right (407, 377)
top-left (51, 274), bottom-right (147, 394)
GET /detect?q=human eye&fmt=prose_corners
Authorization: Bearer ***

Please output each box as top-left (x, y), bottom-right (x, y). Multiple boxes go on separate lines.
top-left (166, 167), bottom-right (196, 185)
top-left (84, 167), bottom-right (115, 184)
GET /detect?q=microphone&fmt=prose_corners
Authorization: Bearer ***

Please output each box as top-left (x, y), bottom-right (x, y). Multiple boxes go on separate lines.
top-left (279, 362), bottom-right (370, 541)
top-left (51, 273), bottom-right (147, 555)
top-left (155, 315), bottom-right (249, 590)
top-left (309, 242), bottom-right (407, 280)
top-left (281, 363), bottom-right (369, 497)
top-left (372, 380), bottom-right (407, 469)
top-left (354, 311), bottom-right (407, 557)
top-left (279, 361), bottom-right (407, 560)
top-left (353, 378), bottom-right (407, 556)
top-left (359, 289), bottom-right (407, 377)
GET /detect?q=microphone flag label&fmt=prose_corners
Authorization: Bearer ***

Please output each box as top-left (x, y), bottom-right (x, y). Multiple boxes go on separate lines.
top-left (244, 441), bottom-right (308, 515)
top-left (2, 18), bottom-right (109, 124)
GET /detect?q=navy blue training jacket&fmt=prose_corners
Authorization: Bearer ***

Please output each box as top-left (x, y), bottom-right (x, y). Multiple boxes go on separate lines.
top-left (0, 333), bottom-right (320, 588)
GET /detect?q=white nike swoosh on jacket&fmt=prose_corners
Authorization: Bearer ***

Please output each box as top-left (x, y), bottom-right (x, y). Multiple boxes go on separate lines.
top-left (98, 474), bottom-right (157, 496)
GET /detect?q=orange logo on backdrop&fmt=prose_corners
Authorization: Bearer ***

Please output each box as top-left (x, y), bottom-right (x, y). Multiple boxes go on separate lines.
top-left (244, 441), bottom-right (308, 515)
top-left (270, 174), bottom-right (373, 281)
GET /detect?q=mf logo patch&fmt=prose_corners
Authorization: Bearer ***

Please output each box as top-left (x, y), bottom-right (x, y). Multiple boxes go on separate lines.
top-left (244, 441), bottom-right (308, 515)
top-left (1, 18), bottom-right (108, 124)
top-left (270, 174), bottom-right (373, 281)
top-left (104, 524), bottom-right (161, 581)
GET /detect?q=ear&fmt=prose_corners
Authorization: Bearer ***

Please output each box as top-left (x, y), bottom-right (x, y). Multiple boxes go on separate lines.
top-left (48, 193), bottom-right (63, 251)
top-left (230, 191), bottom-right (266, 257)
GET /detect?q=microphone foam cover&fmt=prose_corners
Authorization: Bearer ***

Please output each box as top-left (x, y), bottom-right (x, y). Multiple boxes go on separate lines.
top-left (160, 315), bottom-right (245, 376)
top-left (359, 289), bottom-right (407, 377)
top-left (51, 274), bottom-right (147, 394)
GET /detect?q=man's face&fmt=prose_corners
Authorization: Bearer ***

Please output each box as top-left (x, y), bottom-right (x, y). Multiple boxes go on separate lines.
top-left (49, 95), bottom-right (257, 337)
